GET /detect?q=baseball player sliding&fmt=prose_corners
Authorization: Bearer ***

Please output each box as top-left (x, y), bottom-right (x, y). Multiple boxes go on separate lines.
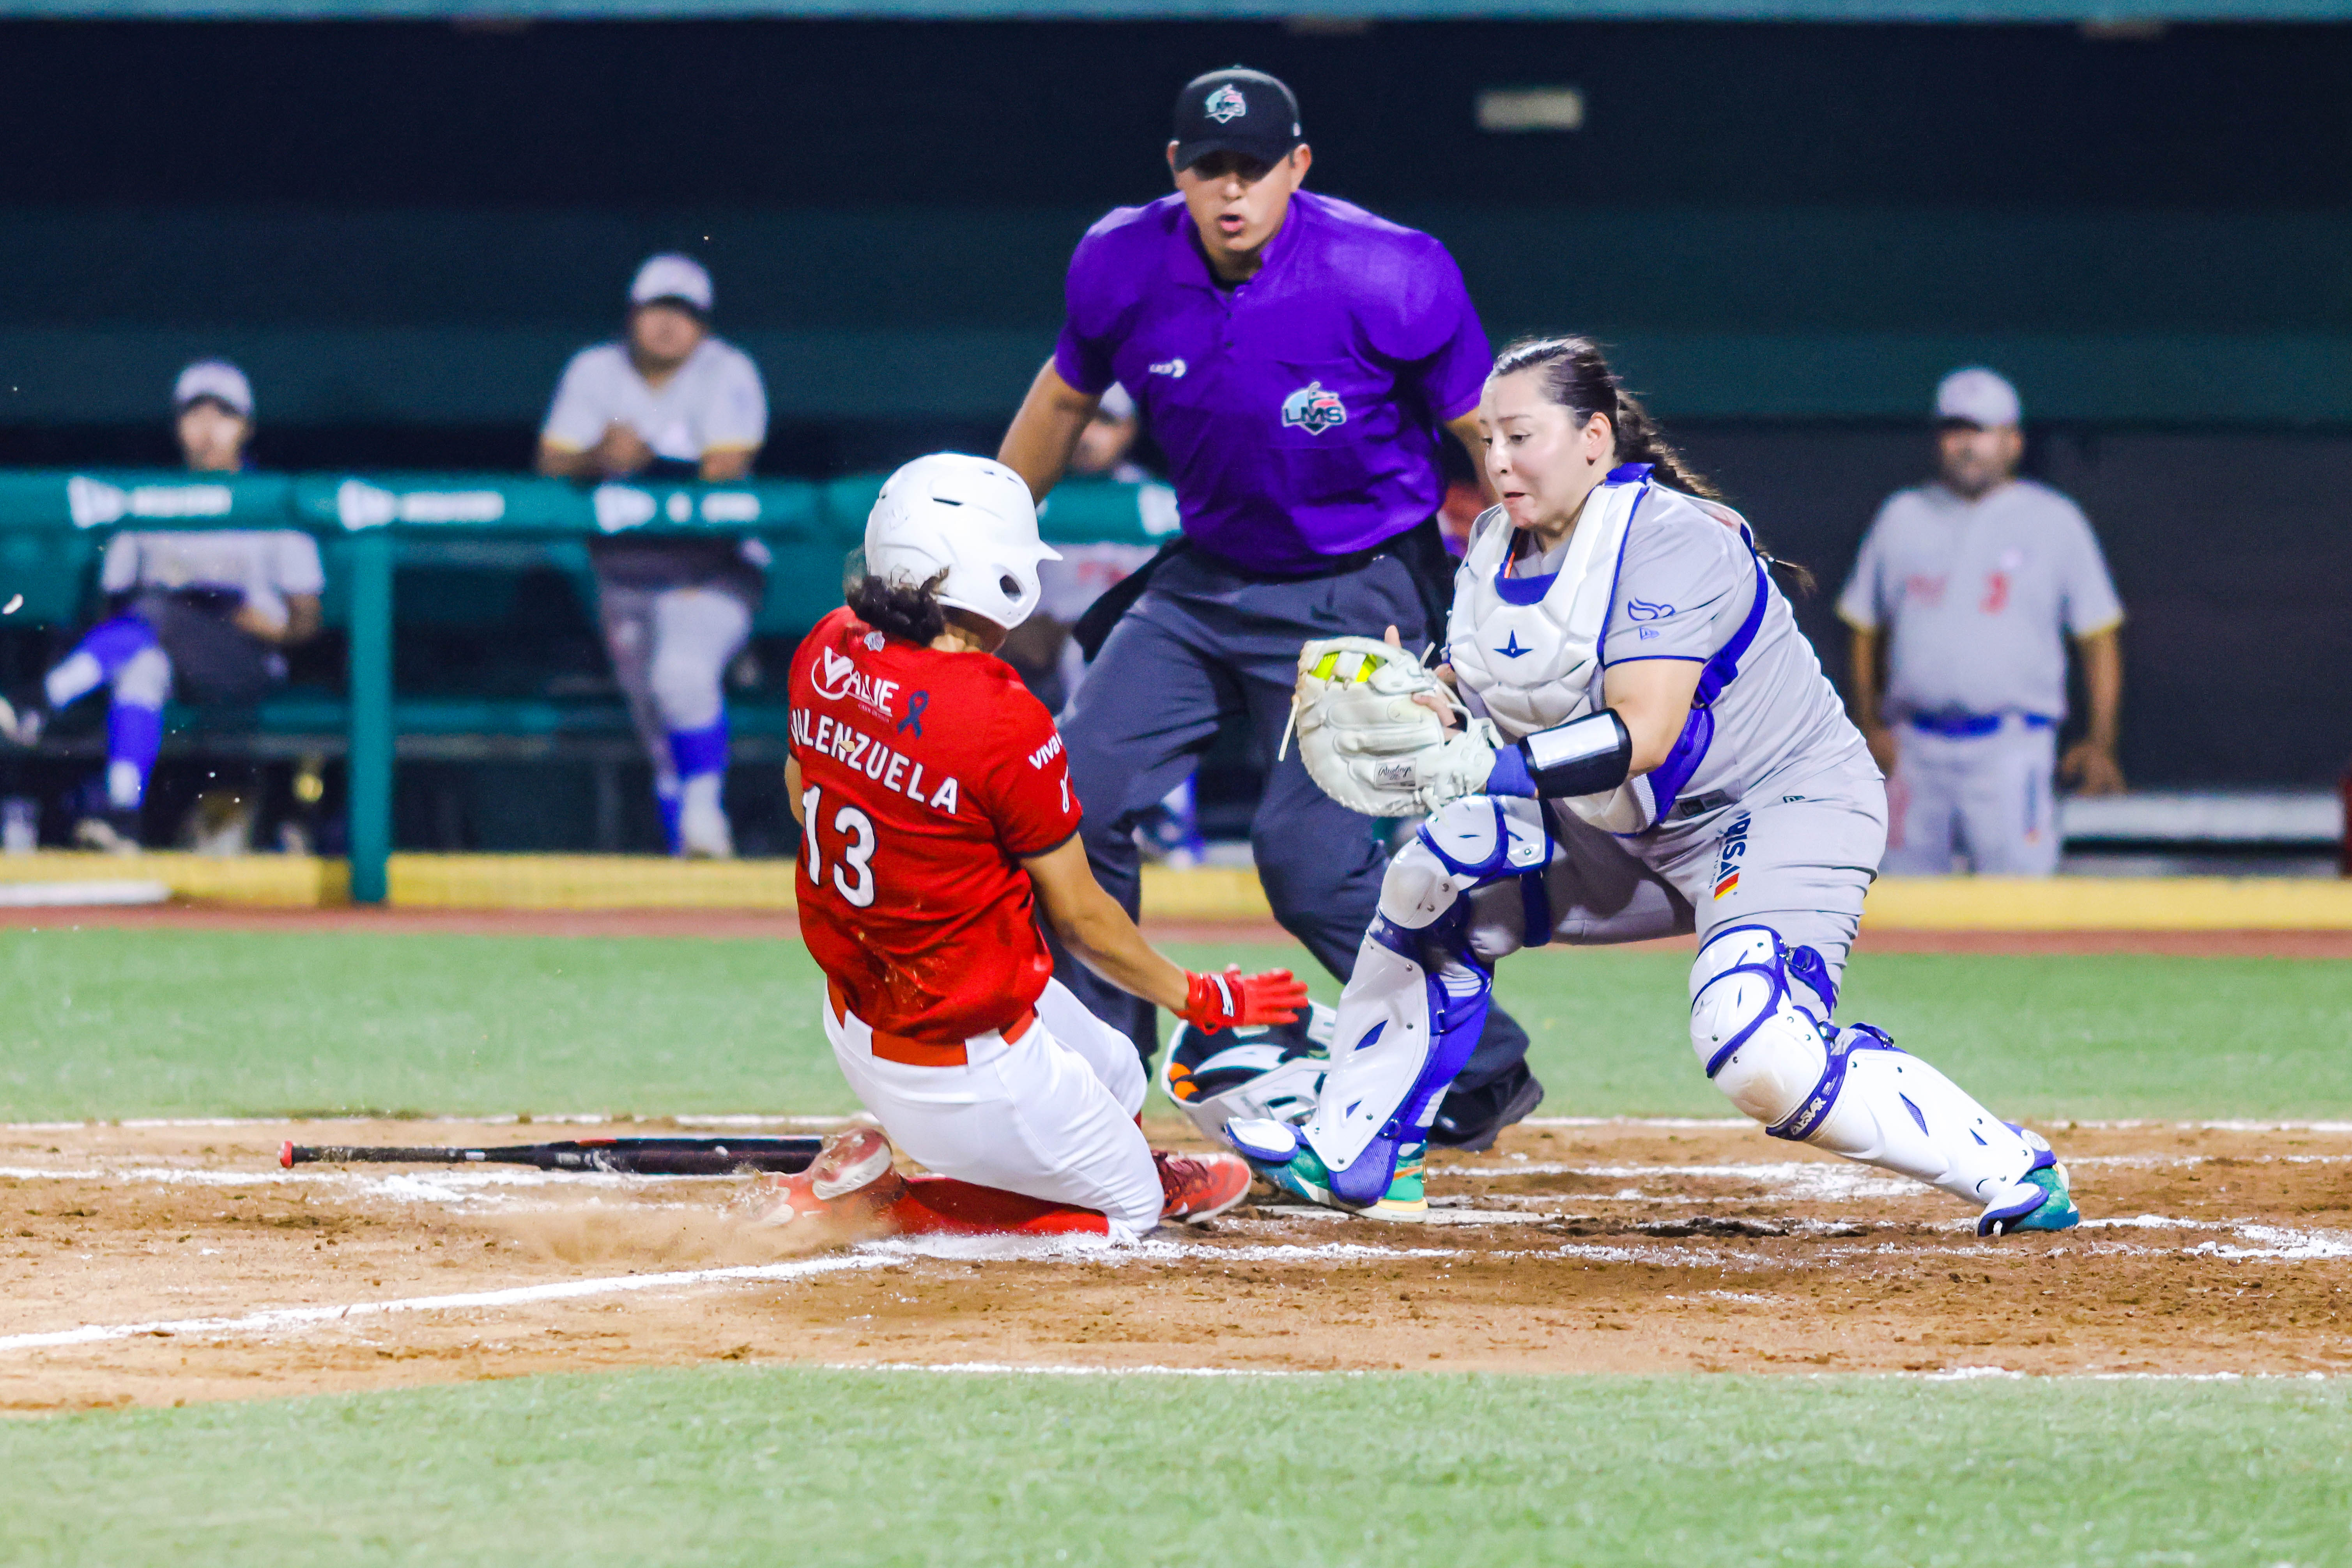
top-left (762, 453), bottom-right (1299, 1241)
top-left (1227, 337), bottom-right (2079, 1236)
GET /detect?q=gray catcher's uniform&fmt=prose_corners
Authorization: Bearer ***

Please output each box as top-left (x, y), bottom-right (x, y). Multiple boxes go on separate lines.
top-left (1262, 466), bottom-right (2067, 1234)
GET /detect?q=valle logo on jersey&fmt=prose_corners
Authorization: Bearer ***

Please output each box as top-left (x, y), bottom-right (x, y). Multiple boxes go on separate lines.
top-left (1280, 382), bottom-right (1349, 436)
top-left (813, 646), bottom-right (901, 719)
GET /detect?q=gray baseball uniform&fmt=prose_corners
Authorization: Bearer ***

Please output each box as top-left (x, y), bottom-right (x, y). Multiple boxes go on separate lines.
top-left (540, 336), bottom-right (770, 854)
top-left (1838, 478), bottom-right (2122, 875)
top-left (1453, 482), bottom-right (1885, 996)
top-left (543, 339), bottom-right (767, 468)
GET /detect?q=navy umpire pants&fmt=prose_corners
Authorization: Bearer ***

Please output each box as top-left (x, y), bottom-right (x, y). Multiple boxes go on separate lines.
top-left (1047, 546), bottom-right (1541, 1150)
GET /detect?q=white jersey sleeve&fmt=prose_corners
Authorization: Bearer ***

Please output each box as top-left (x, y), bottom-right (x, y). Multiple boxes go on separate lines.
top-left (2055, 502), bottom-right (2123, 636)
top-left (1602, 488), bottom-right (1862, 814)
top-left (699, 342), bottom-right (768, 453)
top-left (273, 531), bottom-right (326, 596)
top-left (1835, 501), bottom-right (1895, 631)
top-left (1600, 504), bottom-right (1754, 669)
top-left (540, 347), bottom-right (616, 453)
top-left (99, 534), bottom-right (142, 595)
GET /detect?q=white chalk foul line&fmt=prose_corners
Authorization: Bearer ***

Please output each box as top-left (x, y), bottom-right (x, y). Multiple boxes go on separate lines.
top-left (0, 1113), bottom-right (857, 1133)
top-left (0, 1252), bottom-right (902, 1356)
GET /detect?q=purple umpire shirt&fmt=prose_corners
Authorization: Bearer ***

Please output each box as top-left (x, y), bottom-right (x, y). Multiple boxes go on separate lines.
top-left (1054, 191), bottom-right (1490, 576)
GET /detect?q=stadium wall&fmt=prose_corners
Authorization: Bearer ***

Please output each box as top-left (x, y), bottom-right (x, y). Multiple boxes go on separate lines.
top-left (1, 205), bottom-right (2348, 430)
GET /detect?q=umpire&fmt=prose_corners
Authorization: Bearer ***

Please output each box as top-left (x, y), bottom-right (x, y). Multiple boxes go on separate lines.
top-left (997, 66), bottom-right (1539, 1149)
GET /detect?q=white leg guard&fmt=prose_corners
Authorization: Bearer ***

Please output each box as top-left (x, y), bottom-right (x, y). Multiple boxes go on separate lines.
top-left (1690, 924), bottom-right (2039, 1207)
top-left (1299, 798), bottom-right (1544, 1204)
top-left (1304, 939), bottom-right (1435, 1167)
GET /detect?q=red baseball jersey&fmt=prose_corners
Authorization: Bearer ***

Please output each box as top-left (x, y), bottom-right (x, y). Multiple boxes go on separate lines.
top-left (788, 607), bottom-right (1083, 1042)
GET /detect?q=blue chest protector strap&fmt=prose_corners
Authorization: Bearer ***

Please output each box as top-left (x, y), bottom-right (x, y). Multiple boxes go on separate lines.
top-left (1640, 556), bottom-right (1770, 824)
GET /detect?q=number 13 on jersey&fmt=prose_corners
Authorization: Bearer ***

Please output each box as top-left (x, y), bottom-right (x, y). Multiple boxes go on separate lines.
top-left (801, 785), bottom-right (877, 908)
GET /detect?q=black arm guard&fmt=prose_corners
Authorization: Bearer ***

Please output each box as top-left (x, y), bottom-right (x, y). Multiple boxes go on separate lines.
top-left (1517, 708), bottom-right (1634, 799)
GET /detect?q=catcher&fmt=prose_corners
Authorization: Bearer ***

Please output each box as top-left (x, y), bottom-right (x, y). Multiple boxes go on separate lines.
top-left (1228, 336), bottom-right (2079, 1237)
top-left (768, 452), bottom-right (1303, 1242)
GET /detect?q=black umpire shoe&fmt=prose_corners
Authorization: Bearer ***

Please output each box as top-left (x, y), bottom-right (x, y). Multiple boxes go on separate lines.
top-left (1428, 1063), bottom-right (1545, 1152)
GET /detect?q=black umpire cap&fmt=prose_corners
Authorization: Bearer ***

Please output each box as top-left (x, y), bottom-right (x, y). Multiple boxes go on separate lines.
top-left (1171, 68), bottom-right (1303, 172)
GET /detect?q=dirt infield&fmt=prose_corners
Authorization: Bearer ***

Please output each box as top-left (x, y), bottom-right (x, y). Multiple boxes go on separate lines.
top-left (4, 1114), bottom-right (2345, 1412)
top-left (4, 902), bottom-right (2351, 957)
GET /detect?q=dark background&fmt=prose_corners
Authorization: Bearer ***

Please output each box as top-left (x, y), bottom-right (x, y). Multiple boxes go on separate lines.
top-left (0, 17), bottom-right (2343, 818)
top-left (4, 19), bottom-right (2345, 207)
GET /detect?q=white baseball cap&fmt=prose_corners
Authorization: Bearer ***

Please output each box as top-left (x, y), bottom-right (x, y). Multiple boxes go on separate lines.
top-left (1935, 366), bottom-right (2021, 429)
top-left (173, 359), bottom-right (253, 419)
top-left (629, 253), bottom-right (713, 314)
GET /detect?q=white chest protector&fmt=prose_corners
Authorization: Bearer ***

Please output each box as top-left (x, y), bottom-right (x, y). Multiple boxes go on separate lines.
top-left (1446, 480), bottom-right (1644, 743)
top-left (1447, 474), bottom-right (1754, 835)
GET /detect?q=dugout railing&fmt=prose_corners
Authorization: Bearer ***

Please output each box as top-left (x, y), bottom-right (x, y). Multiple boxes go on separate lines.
top-left (0, 468), bottom-right (1179, 902)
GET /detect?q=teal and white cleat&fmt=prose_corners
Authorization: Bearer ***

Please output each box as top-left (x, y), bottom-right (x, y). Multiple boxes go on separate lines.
top-left (1224, 1117), bottom-right (1428, 1219)
top-left (1977, 1129), bottom-right (2080, 1236)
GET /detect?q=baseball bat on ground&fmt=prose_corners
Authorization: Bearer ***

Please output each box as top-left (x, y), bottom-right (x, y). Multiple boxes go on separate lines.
top-left (278, 1135), bottom-right (822, 1175)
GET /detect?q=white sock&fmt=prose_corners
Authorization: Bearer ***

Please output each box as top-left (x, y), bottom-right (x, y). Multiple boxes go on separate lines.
top-left (46, 651), bottom-right (103, 710)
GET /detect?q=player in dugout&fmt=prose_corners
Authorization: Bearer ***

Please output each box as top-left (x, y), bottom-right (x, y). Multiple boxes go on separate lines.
top-left (1839, 368), bottom-right (2125, 876)
top-left (996, 67), bottom-right (1541, 1151)
top-left (760, 453), bottom-right (1293, 1241)
top-left (0, 360), bottom-right (323, 852)
top-left (537, 253), bottom-right (770, 859)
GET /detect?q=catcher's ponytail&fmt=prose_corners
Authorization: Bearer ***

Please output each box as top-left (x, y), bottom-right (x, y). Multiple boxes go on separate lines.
top-left (1490, 335), bottom-right (1812, 595)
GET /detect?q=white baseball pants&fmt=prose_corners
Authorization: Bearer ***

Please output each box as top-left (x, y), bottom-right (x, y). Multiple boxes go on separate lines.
top-left (597, 583), bottom-right (754, 793)
top-left (1882, 719), bottom-right (2061, 876)
top-left (822, 978), bottom-right (1162, 1240)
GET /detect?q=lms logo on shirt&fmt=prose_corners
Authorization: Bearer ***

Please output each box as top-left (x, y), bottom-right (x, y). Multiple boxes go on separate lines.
top-left (1280, 382), bottom-right (1349, 436)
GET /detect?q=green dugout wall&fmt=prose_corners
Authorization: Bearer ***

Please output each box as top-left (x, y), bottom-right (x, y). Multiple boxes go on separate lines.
top-left (0, 469), bottom-right (1172, 899)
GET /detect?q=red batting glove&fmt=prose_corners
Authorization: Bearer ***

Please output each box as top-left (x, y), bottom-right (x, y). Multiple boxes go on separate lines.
top-left (1180, 965), bottom-right (1309, 1033)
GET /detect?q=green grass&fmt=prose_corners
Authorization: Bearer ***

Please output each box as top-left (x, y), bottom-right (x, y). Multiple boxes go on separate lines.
top-left (3, 1365), bottom-right (2347, 1566)
top-left (1, 928), bottom-right (2347, 1122)
top-left (1493, 946), bottom-right (2352, 1123)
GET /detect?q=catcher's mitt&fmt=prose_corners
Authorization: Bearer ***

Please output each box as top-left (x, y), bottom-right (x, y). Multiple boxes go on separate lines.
top-left (1281, 636), bottom-right (1502, 816)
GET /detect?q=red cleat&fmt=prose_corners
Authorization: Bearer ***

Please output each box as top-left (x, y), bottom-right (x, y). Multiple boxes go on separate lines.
top-left (745, 1126), bottom-right (905, 1230)
top-left (1155, 1149), bottom-right (1252, 1225)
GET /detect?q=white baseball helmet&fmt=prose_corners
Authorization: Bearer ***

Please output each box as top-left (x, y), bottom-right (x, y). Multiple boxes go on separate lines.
top-left (864, 453), bottom-right (1060, 631)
